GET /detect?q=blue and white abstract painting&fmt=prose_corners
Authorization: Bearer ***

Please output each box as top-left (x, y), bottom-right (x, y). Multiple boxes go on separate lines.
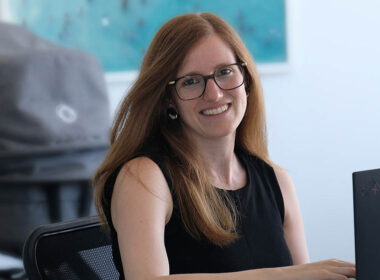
top-left (3, 0), bottom-right (287, 72)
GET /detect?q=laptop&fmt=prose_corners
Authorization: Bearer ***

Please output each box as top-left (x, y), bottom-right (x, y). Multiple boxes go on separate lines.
top-left (353, 168), bottom-right (380, 279)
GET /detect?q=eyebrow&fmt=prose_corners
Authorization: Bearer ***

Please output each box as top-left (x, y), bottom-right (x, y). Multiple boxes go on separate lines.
top-left (177, 62), bottom-right (236, 78)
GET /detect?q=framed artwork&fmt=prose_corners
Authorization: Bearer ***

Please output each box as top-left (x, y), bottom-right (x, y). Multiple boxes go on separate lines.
top-left (0, 0), bottom-right (289, 83)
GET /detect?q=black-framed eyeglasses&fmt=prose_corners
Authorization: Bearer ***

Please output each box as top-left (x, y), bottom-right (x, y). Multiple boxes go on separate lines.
top-left (167, 62), bottom-right (247, 101)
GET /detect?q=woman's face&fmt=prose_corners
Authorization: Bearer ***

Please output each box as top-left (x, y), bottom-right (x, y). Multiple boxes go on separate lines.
top-left (171, 34), bottom-right (247, 142)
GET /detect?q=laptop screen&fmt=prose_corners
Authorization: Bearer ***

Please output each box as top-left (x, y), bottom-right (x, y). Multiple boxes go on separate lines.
top-left (353, 168), bottom-right (380, 279)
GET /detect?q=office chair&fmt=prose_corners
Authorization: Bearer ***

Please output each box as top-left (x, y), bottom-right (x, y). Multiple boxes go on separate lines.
top-left (23, 216), bottom-right (120, 279)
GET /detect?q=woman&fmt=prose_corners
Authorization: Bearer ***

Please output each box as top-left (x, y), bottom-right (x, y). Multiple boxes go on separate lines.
top-left (94, 13), bottom-right (355, 280)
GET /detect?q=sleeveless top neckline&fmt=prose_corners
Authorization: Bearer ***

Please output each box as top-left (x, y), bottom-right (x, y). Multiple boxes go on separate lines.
top-left (103, 148), bottom-right (293, 279)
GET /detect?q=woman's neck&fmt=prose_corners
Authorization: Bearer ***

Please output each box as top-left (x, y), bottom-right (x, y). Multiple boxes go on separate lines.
top-left (186, 132), bottom-right (246, 190)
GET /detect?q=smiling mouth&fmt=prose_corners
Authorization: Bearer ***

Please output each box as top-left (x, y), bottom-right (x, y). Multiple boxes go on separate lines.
top-left (201, 104), bottom-right (229, 116)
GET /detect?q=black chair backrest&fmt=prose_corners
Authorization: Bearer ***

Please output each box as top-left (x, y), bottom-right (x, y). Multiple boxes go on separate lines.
top-left (23, 216), bottom-right (120, 279)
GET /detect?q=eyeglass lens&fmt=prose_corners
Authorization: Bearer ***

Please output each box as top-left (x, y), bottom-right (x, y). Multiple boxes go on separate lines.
top-left (176, 64), bottom-right (244, 100)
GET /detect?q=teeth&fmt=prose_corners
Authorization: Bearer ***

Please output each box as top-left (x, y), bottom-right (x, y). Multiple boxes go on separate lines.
top-left (202, 104), bottom-right (229, 116)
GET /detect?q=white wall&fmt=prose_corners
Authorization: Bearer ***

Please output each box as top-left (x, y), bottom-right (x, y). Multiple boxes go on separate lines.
top-left (106, 0), bottom-right (380, 262)
top-left (263, 0), bottom-right (380, 262)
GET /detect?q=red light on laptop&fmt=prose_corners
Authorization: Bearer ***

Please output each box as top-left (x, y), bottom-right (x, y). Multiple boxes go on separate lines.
top-left (360, 180), bottom-right (380, 197)
top-left (371, 181), bottom-right (380, 196)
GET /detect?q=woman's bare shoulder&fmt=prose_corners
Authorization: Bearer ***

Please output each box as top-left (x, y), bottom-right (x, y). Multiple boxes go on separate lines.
top-left (112, 156), bottom-right (173, 226)
top-left (272, 165), bottom-right (294, 193)
top-left (116, 156), bottom-right (170, 195)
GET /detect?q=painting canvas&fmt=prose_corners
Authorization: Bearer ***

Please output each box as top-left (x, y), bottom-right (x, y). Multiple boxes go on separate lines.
top-left (0, 0), bottom-right (288, 75)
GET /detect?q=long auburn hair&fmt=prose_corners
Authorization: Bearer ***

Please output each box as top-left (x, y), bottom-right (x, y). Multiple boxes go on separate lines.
top-left (94, 13), bottom-right (269, 246)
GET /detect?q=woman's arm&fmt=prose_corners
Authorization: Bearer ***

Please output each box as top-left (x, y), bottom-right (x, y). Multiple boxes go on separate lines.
top-left (112, 157), bottom-right (354, 280)
top-left (273, 165), bottom-right (310, 264)
top-left (111, 157), bottom-right (173, 279)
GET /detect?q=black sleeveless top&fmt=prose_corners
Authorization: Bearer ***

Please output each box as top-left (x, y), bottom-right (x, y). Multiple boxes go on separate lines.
top-left (103, 148), bottom-right (293, 279)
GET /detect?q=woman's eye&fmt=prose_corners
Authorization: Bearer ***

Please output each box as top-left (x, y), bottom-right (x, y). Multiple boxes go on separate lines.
top-left (183, 77), bottom-right (200, 86)
top-left (218, 68), bottom-right (233, 76)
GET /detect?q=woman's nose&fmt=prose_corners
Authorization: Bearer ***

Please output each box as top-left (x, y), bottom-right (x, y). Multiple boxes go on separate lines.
top-left (203, 79), bottom-right (223, 102)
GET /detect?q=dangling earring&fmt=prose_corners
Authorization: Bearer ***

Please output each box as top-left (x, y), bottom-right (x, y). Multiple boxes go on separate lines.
top-left (167, 107), bottom-right (178, 120)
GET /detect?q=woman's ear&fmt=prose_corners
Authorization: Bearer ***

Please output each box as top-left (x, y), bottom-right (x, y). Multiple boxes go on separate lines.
top-left (168, 97), bottom-right (178, 110)
top-left (244, 77), bottom-right (251, 92)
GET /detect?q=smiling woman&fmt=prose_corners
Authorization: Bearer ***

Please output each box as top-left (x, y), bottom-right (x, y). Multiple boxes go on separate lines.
top-left (94, 13), bottom-right (355, 280)
top-left (167, 35), bottom-right (248, 142)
